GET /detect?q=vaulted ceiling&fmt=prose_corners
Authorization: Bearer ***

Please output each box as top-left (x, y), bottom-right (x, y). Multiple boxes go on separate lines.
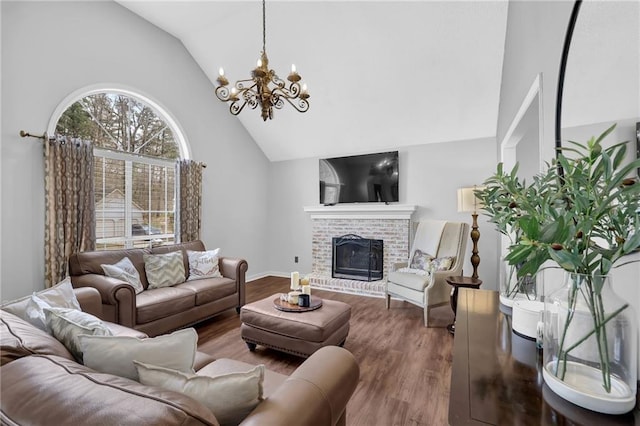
top-left (116, 1), bottom-right (638, 162)
top-left (117, 0), bottom-right (508, 161)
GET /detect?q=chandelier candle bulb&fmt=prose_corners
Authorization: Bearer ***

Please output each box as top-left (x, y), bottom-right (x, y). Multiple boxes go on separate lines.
top-left (218, 67), bottom-right (224, 76)
top-left (213, 0), bottom-right (310, 120)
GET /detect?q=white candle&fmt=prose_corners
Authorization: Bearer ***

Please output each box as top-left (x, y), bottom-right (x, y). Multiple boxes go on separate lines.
top-left (302, 285), bottom-right (311, 295)
top-left (291, 271), bottom-right (300, 290)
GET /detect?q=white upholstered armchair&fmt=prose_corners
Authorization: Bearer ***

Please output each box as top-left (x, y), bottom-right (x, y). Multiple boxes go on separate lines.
top-left (385, 220), bottom-right (469, 327)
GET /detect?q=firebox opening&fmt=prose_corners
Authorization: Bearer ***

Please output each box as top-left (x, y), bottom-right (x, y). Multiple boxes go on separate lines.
top-left (332, 234), bottom-right (383, 281)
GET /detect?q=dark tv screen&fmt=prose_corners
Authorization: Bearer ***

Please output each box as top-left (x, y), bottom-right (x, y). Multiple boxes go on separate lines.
top-left (319, 151), bottom-right (399, 204)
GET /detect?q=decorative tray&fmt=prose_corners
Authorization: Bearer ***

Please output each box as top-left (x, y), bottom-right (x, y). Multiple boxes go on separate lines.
top-left (273, 296), bottom-right (323, 312)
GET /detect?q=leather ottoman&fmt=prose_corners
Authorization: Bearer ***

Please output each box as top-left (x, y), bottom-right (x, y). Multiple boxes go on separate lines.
top-left (240, 295), bottom-right (351, 358)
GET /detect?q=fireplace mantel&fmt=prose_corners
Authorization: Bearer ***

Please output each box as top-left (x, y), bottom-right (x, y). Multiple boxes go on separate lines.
top-left (304, 204), bottom-right (417, 220)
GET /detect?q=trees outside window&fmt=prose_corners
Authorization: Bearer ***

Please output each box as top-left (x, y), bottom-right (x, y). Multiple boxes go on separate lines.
top-left (56, 93), bottom-right (182, 250)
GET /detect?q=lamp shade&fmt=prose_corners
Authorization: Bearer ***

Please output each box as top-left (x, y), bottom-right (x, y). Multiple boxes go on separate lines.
top-left (457, 186), bottom-right (483, 213)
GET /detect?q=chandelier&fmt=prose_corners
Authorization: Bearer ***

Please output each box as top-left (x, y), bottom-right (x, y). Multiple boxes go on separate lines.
top-left (215, 0), bottom-right (310, 121)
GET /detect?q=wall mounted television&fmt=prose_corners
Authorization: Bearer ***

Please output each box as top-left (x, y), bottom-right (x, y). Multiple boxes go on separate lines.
top-left (319, 151), bottom-right (399, 205)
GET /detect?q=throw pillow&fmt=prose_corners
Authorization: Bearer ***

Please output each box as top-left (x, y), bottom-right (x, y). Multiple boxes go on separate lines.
top-left (143, 251), bottom-right (186, 289)
top-left (187, 249), bottom-right (222, 281)
top-left (431, 256), bottom-right (455, 271)
top-left (44, 307), bottom-right (113, 362)
top-left (79, 328), bottom-right (197, 380)
top-left (2, 277), bottom-right (82, 331)
top-left (409, 249), bottom-right (434, 271)
top-left (101, 257), bottom-right (144, 294)
top-left (135, 361), bottom-right (264, 426)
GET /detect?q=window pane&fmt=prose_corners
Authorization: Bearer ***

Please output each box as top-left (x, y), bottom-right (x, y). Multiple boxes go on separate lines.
top-left (95, 157), bottom-right (125, 240)
top-left (57, 91), bottom-right (181, 251)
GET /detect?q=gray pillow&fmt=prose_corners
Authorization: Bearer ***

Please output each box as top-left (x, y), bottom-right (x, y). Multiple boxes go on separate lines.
top-left (44, 307), bottom-right (113, 362)
top-left (143, 251), bottom-right (186, 289)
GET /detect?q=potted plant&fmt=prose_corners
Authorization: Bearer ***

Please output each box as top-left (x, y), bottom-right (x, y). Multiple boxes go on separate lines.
top-left (475, 159), bottom-right (556, 305)
top-left (478, 124), bottom-right (640, 414)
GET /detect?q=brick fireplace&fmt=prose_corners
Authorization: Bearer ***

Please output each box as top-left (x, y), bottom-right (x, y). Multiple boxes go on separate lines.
top-left (304, 204), bottom-right (416, 297)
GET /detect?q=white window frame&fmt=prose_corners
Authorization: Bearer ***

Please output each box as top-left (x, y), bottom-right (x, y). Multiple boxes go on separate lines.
top-left (49, 84), bottom-right (190, 250)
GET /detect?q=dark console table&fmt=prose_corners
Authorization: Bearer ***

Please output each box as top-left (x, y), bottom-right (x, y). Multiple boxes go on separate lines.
top-left (449, 288), bottom-right (639, 425)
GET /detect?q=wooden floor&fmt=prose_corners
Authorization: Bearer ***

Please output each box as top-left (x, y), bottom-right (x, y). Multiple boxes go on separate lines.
top-left (194, 276), bottom-right (455, 426)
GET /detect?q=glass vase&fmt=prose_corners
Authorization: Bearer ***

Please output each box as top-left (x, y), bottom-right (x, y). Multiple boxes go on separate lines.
top-left (542, 271), bottom-right (637, 414)
top-left (499, 258), bottom-right (538, 307)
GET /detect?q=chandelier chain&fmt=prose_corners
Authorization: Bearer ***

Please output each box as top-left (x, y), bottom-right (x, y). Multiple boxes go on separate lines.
top-left (262, 0), bottom-right (266, 53)
top-left (215, 0), bottom-right (309, 121)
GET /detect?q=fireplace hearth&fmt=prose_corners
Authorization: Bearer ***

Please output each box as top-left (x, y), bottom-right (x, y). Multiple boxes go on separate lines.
top-left (332, 234), bottom-right (383, 281)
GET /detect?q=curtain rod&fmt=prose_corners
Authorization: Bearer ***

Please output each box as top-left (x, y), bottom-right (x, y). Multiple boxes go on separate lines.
top-left (19, 130), bottom-right (206, 168)
top-left (19, 130), bottom-right (49, 140)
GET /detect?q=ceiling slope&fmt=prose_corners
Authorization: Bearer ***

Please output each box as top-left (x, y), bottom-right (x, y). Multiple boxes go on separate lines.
top-left (118, 0), bottom-right (508, 161)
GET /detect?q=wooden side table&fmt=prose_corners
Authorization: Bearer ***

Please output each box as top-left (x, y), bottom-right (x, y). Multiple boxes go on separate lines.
top-left (445, 275), bottom-right (482, 334)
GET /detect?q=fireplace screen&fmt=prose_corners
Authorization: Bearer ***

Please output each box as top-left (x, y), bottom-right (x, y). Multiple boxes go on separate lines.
top-left (332, 234), bottom-right (383, 281)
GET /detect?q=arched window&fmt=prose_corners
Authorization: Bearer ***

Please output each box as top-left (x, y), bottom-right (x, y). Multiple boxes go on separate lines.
top-left (55, 92), bottom-right (185, 250)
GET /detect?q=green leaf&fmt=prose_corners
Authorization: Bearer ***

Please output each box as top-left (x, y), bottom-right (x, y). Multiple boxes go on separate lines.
top-left (548, 248), bottom-right (582, 272)
top-left (539, 216), bottom-right (564, 243)
top-left (594, 123), bottom-right (617, 145)
top-left (505, 244), bottom-right (534, 265)
top-left (623, 231), bottom-right (640, 254)
top-left (518, 216), bottom-right (539, 240)
top-left (589, 274), bottom-right (607, 295)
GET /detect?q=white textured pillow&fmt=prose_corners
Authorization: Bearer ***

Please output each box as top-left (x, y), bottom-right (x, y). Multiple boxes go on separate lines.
top-left (2, 278), bottom-right (81, 331)
top-left (101, 257), bottom-right (144, 294)
top-left (44, 307), bottom-right (113, 362)
top-left (79, 328), bottom-right (197, 380)
top-left (143, 251), bottom-right (186, 289)
top-left (187, 249), bottom-right (222, 281)
top-left (396, 267), bottom-right (430, 276)
top-left (135, 361), bottom-right (264, 426)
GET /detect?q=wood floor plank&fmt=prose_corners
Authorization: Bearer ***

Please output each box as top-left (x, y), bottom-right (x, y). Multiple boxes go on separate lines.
top-left (194, 276), bottom-right (454, 425)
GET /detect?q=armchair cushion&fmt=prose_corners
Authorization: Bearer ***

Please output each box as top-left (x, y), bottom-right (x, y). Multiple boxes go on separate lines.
top-left (388, 270), bottom-right (431, 291)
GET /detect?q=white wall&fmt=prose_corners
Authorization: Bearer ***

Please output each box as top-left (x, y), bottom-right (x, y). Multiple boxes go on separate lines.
top-left (267, 137), bottom-right (501, 291)
top-left (498, 1), bottom-right (575, 164)
top-left (0, 1), bottom-right (269, 300)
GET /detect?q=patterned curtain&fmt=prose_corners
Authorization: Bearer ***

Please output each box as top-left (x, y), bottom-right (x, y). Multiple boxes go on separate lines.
top-left (44, 135), bottom-right (95, 287)
top-left (177, 159), bottom-right (203, 242)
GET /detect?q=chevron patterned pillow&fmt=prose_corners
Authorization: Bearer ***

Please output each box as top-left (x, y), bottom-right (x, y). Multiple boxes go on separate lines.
top-left (144, 251), bottom-right (186, 289)
top-left (44, 307), bottom-right (113, 362)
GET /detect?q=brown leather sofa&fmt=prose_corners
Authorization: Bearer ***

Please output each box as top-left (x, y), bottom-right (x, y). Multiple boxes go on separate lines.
top-left (68, 240), bottom-right (248, 337)
top-left (0, 288), bottom-right (360, 426)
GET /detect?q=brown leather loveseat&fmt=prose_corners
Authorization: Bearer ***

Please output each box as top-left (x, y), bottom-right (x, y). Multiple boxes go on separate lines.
top-left (0, 288), bottom-right (360, 426)
top-left (68, 240), bottom-right (248, 336)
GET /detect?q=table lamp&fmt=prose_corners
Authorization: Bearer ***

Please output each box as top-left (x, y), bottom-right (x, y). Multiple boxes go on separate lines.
top-left (457, 186), bottom-right (483, 279)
